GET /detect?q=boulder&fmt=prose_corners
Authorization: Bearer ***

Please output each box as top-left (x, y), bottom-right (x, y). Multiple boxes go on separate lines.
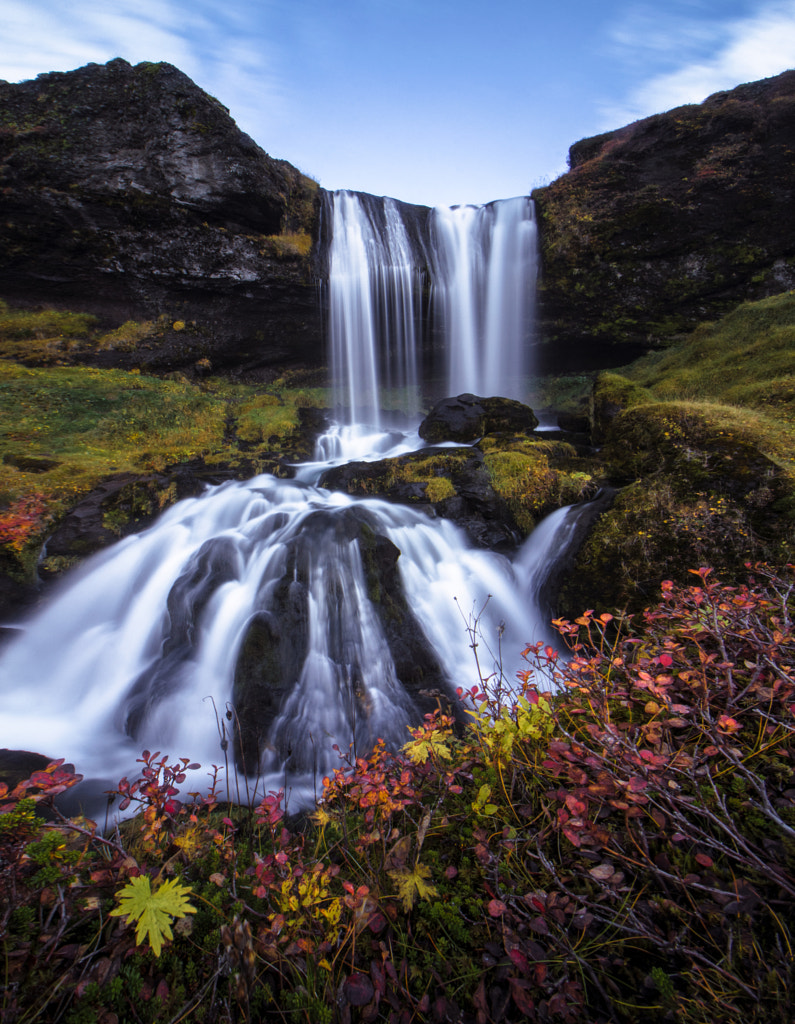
top-left (418, 394), bottom-right (539, 444)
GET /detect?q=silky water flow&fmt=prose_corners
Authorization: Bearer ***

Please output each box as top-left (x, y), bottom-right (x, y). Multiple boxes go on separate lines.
top-left (0, 191), bottom-right (584, 814)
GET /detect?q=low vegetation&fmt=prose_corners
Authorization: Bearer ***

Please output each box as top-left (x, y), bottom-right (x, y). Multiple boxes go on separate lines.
top-left (558, 292), bottom-right (795, 615)
top-left (1, 564), bottom-right (793, 1022)
top-left (0, 302), bottom-right (333, 576)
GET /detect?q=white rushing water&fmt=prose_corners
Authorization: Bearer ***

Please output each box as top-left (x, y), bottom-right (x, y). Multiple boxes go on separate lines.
top-left (0, 473), bottom-right (576, 811)
top-left (325, 191), bottom-right (538, 446)
top-left (0, 190), bottom-right (573, 814)
top-left (327, 191), bottom-right (422, 432)
top-left (431, 196), bottom-right (537, 400)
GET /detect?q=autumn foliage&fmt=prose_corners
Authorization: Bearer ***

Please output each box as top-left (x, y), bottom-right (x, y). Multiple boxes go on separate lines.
top-left (0, 492), bottom-right (48, 552)
top-left (1, 564), bottom-right (793, 1023)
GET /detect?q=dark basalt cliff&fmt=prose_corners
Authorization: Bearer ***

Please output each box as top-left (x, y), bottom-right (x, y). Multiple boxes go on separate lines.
top-left (2, 60), bottom-right (794, 378)
top-left (532, 70), bottom-right (795, 368)
top-left (0, 58), bottom-right (322, 378)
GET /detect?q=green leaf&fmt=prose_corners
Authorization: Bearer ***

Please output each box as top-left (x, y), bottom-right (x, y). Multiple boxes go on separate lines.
top-left (110, 875), bottom-right (196, 956)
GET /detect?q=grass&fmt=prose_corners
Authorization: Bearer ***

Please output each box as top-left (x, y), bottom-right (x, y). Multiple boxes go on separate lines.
top-left (0, 361), bottom-right (226, 506)
top-left (0, 354), bottom-right (331, 575)
top-left (603, 292), bottom-right (795, 481)
top-left (624, 291), bottom-right (795, 419)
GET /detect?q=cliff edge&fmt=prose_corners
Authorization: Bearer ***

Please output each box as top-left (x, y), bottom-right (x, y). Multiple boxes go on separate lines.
top-left (0, 58), bottom-right (322, 377)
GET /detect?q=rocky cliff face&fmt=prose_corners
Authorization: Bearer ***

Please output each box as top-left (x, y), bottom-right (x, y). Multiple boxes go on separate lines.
top-left (532, 70), bottom-right (795, 369)
top-left (0, 59), bottom-right (322, 378)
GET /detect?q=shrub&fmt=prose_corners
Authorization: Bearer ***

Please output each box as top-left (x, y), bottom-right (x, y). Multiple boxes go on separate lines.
top-left (1, 564), bottom-right (792, 1022)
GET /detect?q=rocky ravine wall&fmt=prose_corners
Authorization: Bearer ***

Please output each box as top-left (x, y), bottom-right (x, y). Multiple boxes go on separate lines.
top-left (532, 69), bottom-right (795, 370)
top-left (0, 58), bottom-right (323, 379)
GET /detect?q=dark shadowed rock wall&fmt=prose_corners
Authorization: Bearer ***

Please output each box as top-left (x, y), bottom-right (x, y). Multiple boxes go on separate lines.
top-left (0, 59), bottom-right (323, 378)
top-left (2, 60), bottom-right (794, 380)
top-left (532, 70), bottom-right (795, 370)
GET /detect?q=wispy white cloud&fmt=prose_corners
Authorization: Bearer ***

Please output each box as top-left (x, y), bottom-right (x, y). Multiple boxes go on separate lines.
top-left (601, 0), bottom-right (795, 127)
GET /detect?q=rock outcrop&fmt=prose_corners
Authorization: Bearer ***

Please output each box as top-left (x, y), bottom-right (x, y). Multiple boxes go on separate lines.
top-left (418, 394), bottom-right (539, 444)
top-left (0, 59), bottom-right (322, 378)
top-left (532, 70), bottom-right (795, 369)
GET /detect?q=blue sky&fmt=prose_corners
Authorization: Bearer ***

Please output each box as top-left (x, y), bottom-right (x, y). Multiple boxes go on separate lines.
top-left (2, 0), bottom-right (794, 206)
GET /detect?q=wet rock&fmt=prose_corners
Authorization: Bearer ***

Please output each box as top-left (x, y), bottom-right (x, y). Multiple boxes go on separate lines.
top-left (230, 506), bottom-right (449, 773)
top-left (418, 394), bottom-right (539, 444)
top-left (319, 446), bottom-right (521, 550)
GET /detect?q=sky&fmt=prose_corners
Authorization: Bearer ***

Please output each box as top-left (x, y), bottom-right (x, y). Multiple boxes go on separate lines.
top-left (2, 0), bottom-right (795, 207)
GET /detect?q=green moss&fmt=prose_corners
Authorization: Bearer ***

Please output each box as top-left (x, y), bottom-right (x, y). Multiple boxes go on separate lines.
top-left (0, 360), bottom-right (230, 572)
top-left (424, 476), bottom-right (455, 502)
top-left (624, 291), bottom-right (795, 421)
top-left (0, 301), bottom-right (98, 362)
top-left (95, 319), bottom-right (159, 352)
top-left (483, 442), bottom-right (593, 534)
top-left (235, 394), bottom-right (299, 444)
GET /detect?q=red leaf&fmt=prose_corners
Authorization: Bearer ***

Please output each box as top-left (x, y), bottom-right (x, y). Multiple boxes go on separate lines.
top-left (367, 912), bottom-right (387, 934)
top-left (565, 794), bottom-right (587, 815)
top-left (488, 899), bottom-right (507, 917)
top-left (562, 827), bottom-right (582, 847)
top-left (508, 977), bottom-right (535, 1015)
top-left (695, 853), bottom-right (713, 868)
top-left (508, 948), bottom-right (529, 973)
top-left (344, 974), bottom-right (374, 1007)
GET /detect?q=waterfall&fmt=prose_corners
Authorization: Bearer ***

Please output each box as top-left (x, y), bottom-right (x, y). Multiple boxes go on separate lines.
top-left (325, 191), bottom-right (537, 420)
top-left (0, 475), bottom-right (576, 811)
top-left (326, 191), bottom-right (423, 429)
top-left (431, 197), bottom-right (537, 400)
top-left (0, 188), bottom-right (566, 816)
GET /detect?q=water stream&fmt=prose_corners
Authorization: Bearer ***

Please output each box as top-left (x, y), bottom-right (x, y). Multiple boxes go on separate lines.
top-left (0, 191), bottom-right (580, 814)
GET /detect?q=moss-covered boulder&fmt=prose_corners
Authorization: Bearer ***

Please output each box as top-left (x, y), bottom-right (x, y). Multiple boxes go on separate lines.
top-left (319, 447), bottom-right (520, 550)
top-left (559, 401), bottom-right (795, 615)
top-left (320, 433), bottom-right (600, 551)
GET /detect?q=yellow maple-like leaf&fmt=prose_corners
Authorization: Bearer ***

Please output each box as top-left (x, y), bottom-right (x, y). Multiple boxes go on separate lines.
top-left (388, 861), bottom-right (438, 911)
top-left (110, 875), bottom-right (196, 956)
top-left (402, 734), bottom-right (451, 765)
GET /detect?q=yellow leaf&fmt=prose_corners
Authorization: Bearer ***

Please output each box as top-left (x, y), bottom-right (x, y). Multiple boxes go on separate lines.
top-left (110, 876), bottom-right (196, 956)
top-left (388, 862), bottom-right (438, 912)
top-left (402, 735), bottom-right (451, 765)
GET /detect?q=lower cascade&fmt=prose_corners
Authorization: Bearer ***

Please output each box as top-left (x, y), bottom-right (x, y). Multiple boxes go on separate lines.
top-left (0, 190), bottom-right (578, 813)
top-left (0, 471), bottom-right (587, 810)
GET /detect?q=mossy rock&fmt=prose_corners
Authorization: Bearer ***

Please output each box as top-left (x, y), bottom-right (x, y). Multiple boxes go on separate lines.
top-left (320, 447), bottom-right (519, 549)
top-left (479, 436), bottom-right (599, 534)
top-left (590, 372), bottom-right (651, 443)
top-left (559, 403), bottom-right (795, 615)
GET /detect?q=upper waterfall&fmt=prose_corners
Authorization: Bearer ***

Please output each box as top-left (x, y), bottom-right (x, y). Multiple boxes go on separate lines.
top-left (430, 196), bottom-right (537, 400)
top-left (324, 191), bottom-right (537, 421)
